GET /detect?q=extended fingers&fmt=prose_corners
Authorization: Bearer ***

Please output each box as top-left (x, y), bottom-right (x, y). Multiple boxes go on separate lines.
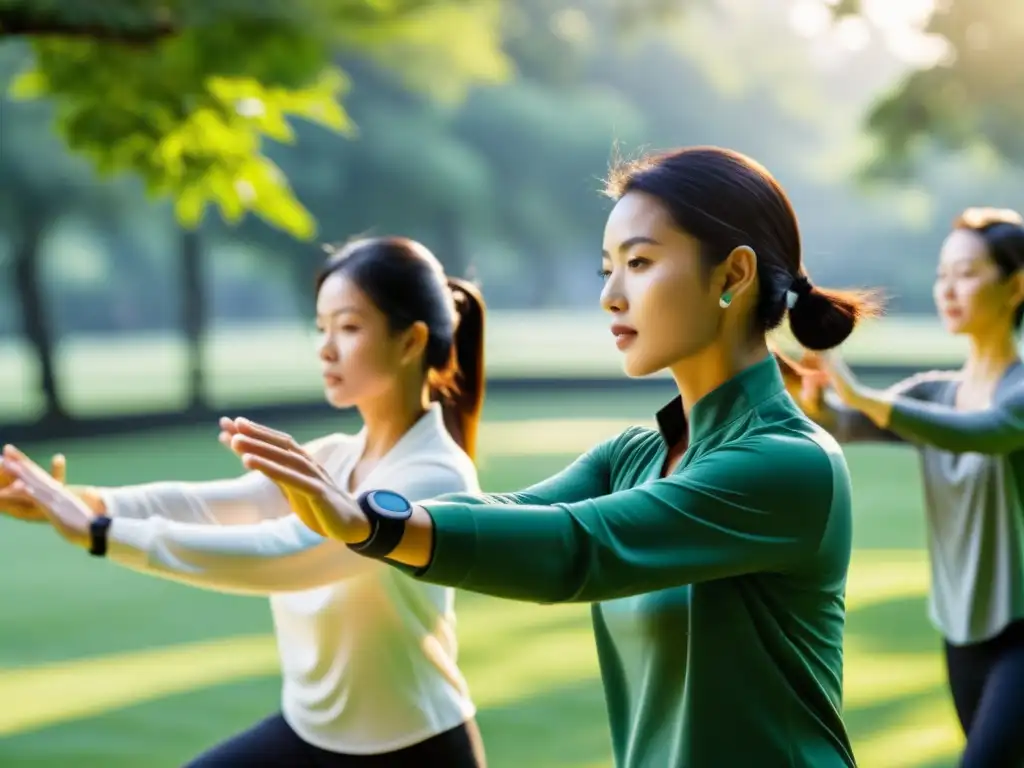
top-left (231, 435), bottom-right (319, 476)
top-left (232, 418), bottom-right (303, 452)
top-left (240, 454), bottom-right (324, 495)
top-left (1, 461), bottom-right (55, 505)
top-left (50, 454), bottom-right (66, 484)
top-left (218, 417), bottom-right (239, 448)
top-left (235, 452), bottom-right (351, 540)
top-left (3, 446), bottom-right (57, 490)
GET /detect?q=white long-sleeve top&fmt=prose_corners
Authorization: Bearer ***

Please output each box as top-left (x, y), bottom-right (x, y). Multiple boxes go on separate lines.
top-left (98, 405), bottom-right (479, 754)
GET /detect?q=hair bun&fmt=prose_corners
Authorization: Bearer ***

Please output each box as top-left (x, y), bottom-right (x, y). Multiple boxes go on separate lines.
top-left (788, 280), bottom-right (881, 351)
top-left (785, 274), bottom-right (813, 309)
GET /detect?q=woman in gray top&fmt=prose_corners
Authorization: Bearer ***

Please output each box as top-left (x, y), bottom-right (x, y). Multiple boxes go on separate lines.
top-left (786, 207), bottom-right (1024, 768)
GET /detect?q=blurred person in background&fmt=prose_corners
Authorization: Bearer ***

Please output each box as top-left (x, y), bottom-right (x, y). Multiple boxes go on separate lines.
top-left (783, 208), bottom-right (1024, 767)
top-left (106, 146), bottom-right (881, 768)
top-left (0, 237), bottom-right (489, 767)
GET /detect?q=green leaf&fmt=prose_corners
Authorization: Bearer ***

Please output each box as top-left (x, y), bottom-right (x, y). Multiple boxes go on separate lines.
top-left (242, 156), bottom-right (316, 238)
top-left (174, 185), bottom-right (207, 229)
top-left (8, 67), bottom-right (49, 99)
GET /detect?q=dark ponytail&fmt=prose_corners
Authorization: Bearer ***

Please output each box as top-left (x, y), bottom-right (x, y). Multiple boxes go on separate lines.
top-left (785, 273), bottom-right (880, 351)
top-left (431, 277), bottom-right (486, 460)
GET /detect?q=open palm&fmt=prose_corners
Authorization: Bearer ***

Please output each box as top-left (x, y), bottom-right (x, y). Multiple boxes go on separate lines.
top-left (222, 418), bottom-right (369, 543)
top-left (0, 445), bottom-right (93, 546)
top-left (0, 452), bottom-right (66, 523)
top-left (219, 417), bottom-right (328, 536)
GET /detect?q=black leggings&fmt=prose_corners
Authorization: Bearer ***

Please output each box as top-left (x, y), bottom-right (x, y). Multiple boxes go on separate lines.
top-left (184, 714), bottom-right (486, 767)
top-left (945, 621), bottom-right (1024, 767)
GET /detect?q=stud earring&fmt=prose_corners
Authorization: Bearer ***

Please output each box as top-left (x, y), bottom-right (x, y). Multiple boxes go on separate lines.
top-left (718, 292), bottom-right (733, 309)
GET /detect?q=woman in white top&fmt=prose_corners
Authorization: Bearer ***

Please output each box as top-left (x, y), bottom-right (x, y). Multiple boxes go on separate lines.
top-left (0, 237), bottom-right (488, 767)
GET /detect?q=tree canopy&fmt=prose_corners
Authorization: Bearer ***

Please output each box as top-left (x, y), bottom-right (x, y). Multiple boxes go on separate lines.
top-left (0, 0), bottom-right (511, 238)
top-left (834, 0), bottom-right (1024, 175)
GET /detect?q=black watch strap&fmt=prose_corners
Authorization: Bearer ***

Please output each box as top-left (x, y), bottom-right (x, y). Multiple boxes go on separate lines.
top-left (89, 515), bottom-right (113, 557)
top-left (347, 517), bottom-right (406, 559)
top-left (347, 490), bottom-right (412, 559)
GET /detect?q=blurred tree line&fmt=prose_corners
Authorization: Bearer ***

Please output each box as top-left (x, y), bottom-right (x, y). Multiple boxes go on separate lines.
top-left (1, 0), bottom-right (1022, 423)
top-left (834, 0), bottom-right (1024, 174)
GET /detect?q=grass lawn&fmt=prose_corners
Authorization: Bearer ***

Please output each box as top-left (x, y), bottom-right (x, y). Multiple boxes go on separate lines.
top-left (0, 390), bottom-right (961, 767)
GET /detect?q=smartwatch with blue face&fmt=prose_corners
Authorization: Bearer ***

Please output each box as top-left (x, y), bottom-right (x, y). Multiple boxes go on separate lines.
top-left (347, 489), bottom-right (414, 559)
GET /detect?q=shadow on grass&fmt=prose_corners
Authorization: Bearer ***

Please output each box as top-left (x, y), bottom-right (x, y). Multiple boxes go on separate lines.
top-left (842, 591), bottom-right (962, 768)
top-left (0, 677), bottom-right (282, 768)
top-left (1, 670), bottom-right (963, 768)
top-left (475, 677), bottom-right (612, 768)
top-left (0, 525), bottom-right (274, 665)
top-left (0, 675), bottom-right (613, 768)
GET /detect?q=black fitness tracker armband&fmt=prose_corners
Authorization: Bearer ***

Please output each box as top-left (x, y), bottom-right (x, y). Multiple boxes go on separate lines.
top-left (347, 489), bottom-right (414, 559)
top-left (89, 514), bottom-right (113, 557)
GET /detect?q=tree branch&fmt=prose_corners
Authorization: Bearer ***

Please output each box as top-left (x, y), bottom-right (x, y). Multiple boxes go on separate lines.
top-left (0, 8), bottom-right (177, 44)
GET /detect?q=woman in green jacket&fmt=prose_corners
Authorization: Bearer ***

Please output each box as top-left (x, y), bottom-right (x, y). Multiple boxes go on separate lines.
top-left (7, 146), bottom-right (877, 767)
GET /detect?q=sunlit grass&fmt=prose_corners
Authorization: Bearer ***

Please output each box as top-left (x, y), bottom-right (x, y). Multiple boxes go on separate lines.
top-left (843, 643), bottom-right (944, 709)
top-left (0, 551), bottom-right (963, 766)
top-left (853, 697), bottom-right (962, 768)
top-left (0, 636), bottom-right (281, 737)
top-left (845, 550), bottom-right (931, 611)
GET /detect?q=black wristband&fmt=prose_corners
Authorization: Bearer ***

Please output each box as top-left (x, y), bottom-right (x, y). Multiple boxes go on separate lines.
top-left (346, 490), bottom-right (412, 559)
top-left (89, 515), bottom-right (112, 557)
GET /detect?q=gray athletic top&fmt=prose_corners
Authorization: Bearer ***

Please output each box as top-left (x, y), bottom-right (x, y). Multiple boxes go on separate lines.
top-left (824, 361), bottom-right (1024, 645)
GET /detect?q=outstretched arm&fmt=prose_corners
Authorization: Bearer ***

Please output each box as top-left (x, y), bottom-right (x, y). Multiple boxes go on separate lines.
top-left (776, 349), bottom-right (938, 444)
top-left (99, 473), bottom-right (293, 525)
top-left (820, 391), bottom-right (912, 444)
top-left (0, 445), bottom-right (466, 596)
top-left (813, 353), bottom-right (956, 445)
top-left (423, 429), bottom-right (625, 508)
top-left (106, 469), bottom-right (466, 595)
top-left (0, 423), bottom-right (346, 527)
top-left (885, 383), bottom-right (1024, 455)
top-left (106, 513), bottom-right (374, 595)
top-left (392, 438), bottom-right (836, 603)
top-left (235, 429), bottom-right (838, 605)
top-left (99, 433), bottom-right (349, 525)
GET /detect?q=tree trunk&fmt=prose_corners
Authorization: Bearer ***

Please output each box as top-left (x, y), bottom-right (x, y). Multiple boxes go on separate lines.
top-left (181, 228), bottom-right (207, 414)
top-left (13, 215), bottom-right (66, 423)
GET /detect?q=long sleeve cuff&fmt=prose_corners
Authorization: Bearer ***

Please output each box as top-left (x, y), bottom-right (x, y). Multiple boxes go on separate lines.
top-left (106, 517), bottom-right (158, 569)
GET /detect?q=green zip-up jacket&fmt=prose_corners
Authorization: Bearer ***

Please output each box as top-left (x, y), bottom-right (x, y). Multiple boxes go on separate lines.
top-left (399, 356), bottom-right (856, 767)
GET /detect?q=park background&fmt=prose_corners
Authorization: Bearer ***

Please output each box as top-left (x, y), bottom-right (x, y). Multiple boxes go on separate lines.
top-left (1, 1), bottom-right (1021, 766)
